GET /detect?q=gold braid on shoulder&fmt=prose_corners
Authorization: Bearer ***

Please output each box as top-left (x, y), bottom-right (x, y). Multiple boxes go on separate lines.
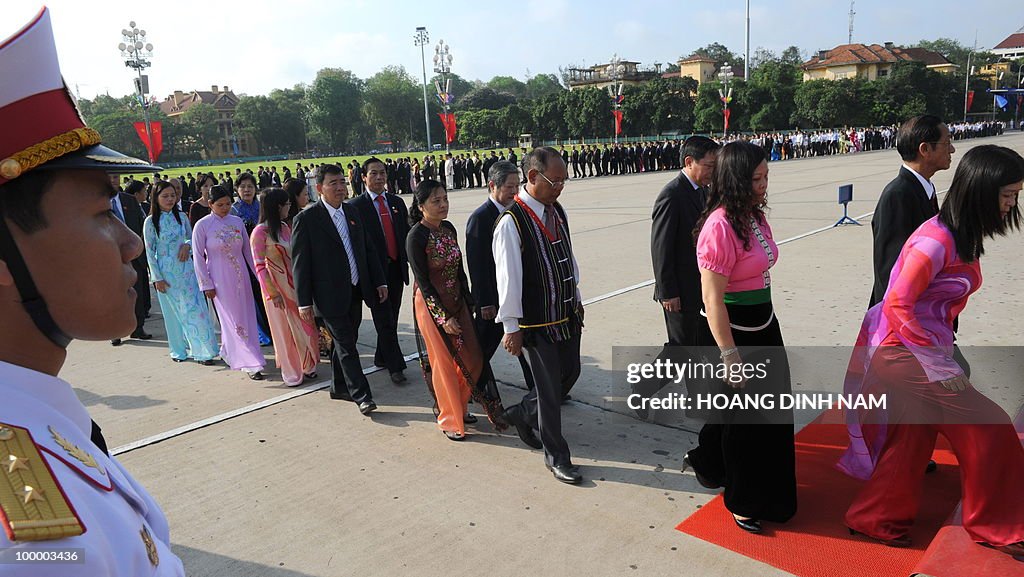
top-left (0, 127), bottom-right (102, 180)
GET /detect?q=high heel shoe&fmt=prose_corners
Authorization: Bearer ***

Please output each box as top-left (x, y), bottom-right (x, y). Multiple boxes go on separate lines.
top-left (681, 453), bottom-right (722, 489)
top-left (733, 515), bottom-right (762, 534)
top-left (848, 527), bottom-right (912, 548)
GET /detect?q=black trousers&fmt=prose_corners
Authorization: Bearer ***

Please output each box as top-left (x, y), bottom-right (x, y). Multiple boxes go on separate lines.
top-left (514, 334), bottom-right (581, 467)
top-left (473, 310), bottom-right (535, 391)
top-left (322, 288), bottom-right (373, 404)
top-left (370, 260), bottom-right (407, 372)
top-left (630, 308), bottom-right (700, 416)
top-left (132, 258), bottom-right (149, 332)
top-left (688, 301), bottom-right (797, 523)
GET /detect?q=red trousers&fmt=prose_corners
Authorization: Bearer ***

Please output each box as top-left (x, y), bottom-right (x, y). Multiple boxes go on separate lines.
top-left (846, 348), bottom-right (1024, 546)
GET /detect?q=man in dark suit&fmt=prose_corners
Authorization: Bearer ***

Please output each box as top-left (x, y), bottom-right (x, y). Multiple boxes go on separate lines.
top-left (292, 164), bottom-right (387, 415)
top-left (651, 136), bottom-right (720, 350)
top-left (869, 115), bottom-right (958, 475)
top-left (108, 174), bottom-right (152, 346)
top-left (349, 157), bottom-right (410, 384)
top-left (870, 115), bottom-right (954, 306)
top-left (466, 160), bottom-right (536, 392)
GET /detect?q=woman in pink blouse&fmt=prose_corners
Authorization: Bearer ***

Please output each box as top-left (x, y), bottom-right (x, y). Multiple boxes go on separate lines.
top-left (683, 141), bottom-right (797, 534)
top-left (841, 145), bottom-right (1023, 558)
top-left (251, 188), bottom-right (320, 386)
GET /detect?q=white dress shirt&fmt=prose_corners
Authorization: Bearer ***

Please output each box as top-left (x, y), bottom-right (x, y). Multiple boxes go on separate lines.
top-left (0, 361), bottom-right (185, 576)
top-left (492, 189), bottom-right (581, 335)
top-left (902, 164), bottom-right (936, 199)
top-left (322, 201), bottom-right (359, 286)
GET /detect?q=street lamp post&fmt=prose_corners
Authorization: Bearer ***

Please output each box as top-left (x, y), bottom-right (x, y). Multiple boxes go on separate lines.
top-left (608, 53), bottom-right (626, 143)
top-left (718, 62), bottom-right (734, 138)
top-left (118, 21), bottom-right (155, 161)
top-left (433, 40), bottom-right (454, 153)
top-left (414, 27), bottom-right (432, 151)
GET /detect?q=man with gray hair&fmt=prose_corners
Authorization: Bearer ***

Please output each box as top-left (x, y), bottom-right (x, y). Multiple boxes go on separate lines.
top-left (493, 148), bottom-right (584, 484)
top-left (466, 161), bottom-right (536, 399)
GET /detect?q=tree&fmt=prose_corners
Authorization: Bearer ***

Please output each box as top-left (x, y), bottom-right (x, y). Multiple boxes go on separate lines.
top-left (691, 42), bottom-right (745, 74)
top-left (529, 92), bottom-right (567, 140)
top-left (560, 88), bottom-right (613, 138)
top-left (178, 103), bottom-right (220, 158)
top-left (460, 87), bottom-right (516, 111)
top-left (487, 76), bottom-right (528, 99)
top-left (307, 68), bottom-right (363, 151)
top-left (363, 65), bottom-right (422, 146)
top-left (235, 96), bottom-right (286, 153)
top-left (498, 102), bottom-right (531, 139)
top-left (458, 109), bottom-right (504, 147)
top-left (525, 73), bottom-right (564, 100)
top-left (780, 46), bottom-right (804, 67)
top-left (792, 78), bottom-right (861, 128)
top-left (749, 47), bottom-right (777, 71)
top-left (746, 61), bottom-right (801, 130)
top-left (620, 77), bottom-right (698, 135)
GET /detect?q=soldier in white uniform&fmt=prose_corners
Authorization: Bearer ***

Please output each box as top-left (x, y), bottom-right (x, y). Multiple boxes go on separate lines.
top-left (0, 8), bottom-right (184, 576)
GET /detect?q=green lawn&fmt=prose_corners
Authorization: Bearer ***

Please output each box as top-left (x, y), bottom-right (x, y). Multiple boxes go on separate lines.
top-left (124, 147), bottom-right (517, 182)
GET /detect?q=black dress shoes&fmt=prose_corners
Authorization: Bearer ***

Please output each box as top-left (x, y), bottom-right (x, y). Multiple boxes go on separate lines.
top-left (501, 407), bottom-right (542, 449)
top-left (110, 339), bottom-right (122, 346)
top-left (463, 413), bottom-right (478, 424)
top-left (734, 515), bottom-right (762, 534)
top-left (390, 371), bottom-right (407, 384)
top-left (358, 401), bottom-right (377, 415)
top-left (547, 464), bottom-right (582, 484)
top-left (199, 359), bottom-right (217, 366)
top-left (130, 330), bottom-right (153, 340)
top-left (248, 371), bottom-right (264, 381)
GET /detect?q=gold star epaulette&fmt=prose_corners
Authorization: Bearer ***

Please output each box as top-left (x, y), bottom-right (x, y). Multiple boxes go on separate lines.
top-left (0, 423), bottom-right (84, 541)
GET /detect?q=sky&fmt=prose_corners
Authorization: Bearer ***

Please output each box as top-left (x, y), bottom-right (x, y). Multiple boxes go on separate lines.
top-left (5, 0), bottom-right (1023, 101)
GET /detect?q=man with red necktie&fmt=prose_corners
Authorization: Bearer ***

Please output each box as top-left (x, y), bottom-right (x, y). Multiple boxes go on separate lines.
top-left (349, 157), bottom-right (410, 384)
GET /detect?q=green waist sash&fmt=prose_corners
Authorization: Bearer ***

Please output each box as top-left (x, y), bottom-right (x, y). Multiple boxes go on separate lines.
top-left (723, 286), bottom-right (772, 306)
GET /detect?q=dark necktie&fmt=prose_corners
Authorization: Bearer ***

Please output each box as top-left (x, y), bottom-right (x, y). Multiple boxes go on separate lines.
top-left (544, 206), bottom-right (559, 240)
top-left (375, 195), bottom-right (399, 261)
top-left (90, 419), bottom-right (110, 456)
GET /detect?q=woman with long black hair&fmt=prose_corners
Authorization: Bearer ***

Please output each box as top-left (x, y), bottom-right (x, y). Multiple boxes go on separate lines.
top-left (143, 180), bottom-right (218, 364)
top-left (683, 141), bottom-right (797, 533)
top-left (250, 187), bottom-right (319, 386)
top-left (841, 145), bottom-right (1024, 558)
top-left (406, 179), bottom-right (506, 440)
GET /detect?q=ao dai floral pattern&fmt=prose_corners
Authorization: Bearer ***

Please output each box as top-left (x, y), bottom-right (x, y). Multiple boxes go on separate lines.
top-left (192, 213), bottom-right (265, 372)
top-left (425, 226), bottom-right (466, 347)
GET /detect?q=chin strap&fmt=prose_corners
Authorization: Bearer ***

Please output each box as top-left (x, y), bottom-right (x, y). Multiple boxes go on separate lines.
top-left (0, 217), bottom-right (71, 349)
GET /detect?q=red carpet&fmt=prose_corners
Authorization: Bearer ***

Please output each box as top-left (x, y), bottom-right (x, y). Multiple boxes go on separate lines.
top-left (912, 410), bottom-right (1024, 577)
top-left (675, 411), bottom-right (962, 577)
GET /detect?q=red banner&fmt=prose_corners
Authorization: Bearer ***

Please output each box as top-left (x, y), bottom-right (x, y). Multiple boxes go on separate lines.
top-left (966, 91), bottom-right (975, 112)
top-left (133, 121), bottom-right (163, 163)
top-left (723, 108), bottom-right (731, 132)
top-left (437, 113), bottom-right (456, 144)
top-left (612, 110), bottom-right (623, 135)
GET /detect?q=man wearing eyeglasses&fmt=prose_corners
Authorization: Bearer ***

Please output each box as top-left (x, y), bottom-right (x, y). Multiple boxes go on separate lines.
top-left (870, 115), bottom-right (954, 308)
top-left (867, 114), bottom-right (961, 477)
top-left (493, 147), bottom-right (584, 485)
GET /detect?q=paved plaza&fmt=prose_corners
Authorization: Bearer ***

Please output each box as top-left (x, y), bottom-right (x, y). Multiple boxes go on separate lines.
top-left (64, 132), bottom-right (1024, 576)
